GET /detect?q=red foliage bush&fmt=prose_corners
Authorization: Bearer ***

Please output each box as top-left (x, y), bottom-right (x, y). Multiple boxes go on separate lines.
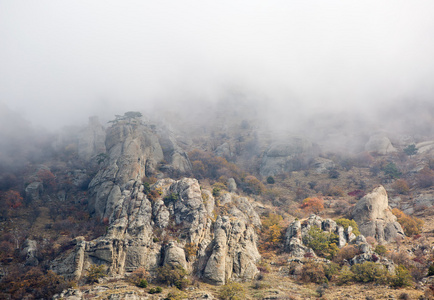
top-left (300, 197), bottom-right (324, 214)
top-left (348, 190), bottom-right (365, 199)
top-left (37, 169), bottom-right (57, 191)
top-left (2, 190), bottom-right (23, 209)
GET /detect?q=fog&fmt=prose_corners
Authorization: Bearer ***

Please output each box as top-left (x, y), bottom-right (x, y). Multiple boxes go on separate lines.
top-left (1, 1), bottom-right (434, 134)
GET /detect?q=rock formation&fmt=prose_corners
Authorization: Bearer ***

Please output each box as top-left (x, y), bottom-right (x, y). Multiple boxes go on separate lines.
top-left (284, 214), bottom-right (356, 257)
top-left (78, 116), bottom-right (106, 161)
top-left (283, 214), bottom-right (396, 269)
top-left (260, 137), bottom-right (319, 176)
top-left (352, 186), bottom-right (405, 243)
top-left (52, 178), bottom-right (260, 285)
top-left (87, 120), bottom-right (165, 219)
top-left (365, 134), bottom-right (396, 155)
top-left (52, 120), bottom-right (260, 286)
top-left (157, 129), bottom-right (192, 174)
top-left (25, 182), bottom-right (43, 203)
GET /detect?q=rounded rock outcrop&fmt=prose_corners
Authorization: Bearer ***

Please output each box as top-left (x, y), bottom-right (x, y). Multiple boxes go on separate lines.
top-left (351, 186), bottom-right (404, 243)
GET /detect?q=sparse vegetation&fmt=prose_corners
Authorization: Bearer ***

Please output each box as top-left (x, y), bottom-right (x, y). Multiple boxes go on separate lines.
top-left (156, 265), bottom-right (188, 290)
top-left (219, 282), bottom-right (246, 300)
top-left (392, 208), bottom-right (424, 236)
top-left (86, 264), bottom-right (107, 284)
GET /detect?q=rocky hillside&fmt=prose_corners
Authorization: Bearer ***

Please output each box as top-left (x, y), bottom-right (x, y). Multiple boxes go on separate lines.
top-left (1, 108), bottom-right (434, 299)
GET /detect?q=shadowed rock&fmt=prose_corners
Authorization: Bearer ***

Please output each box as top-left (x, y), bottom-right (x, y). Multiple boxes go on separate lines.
top-left (352, 186), bottom-right (404, 243)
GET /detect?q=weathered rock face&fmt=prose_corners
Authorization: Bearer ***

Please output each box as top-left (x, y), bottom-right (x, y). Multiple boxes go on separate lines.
top-left (157, 130), bottom-right (192, 174)
top-left (416, 140), bottom-right (434, 154)
top-left (312, 157), bottom-right (335, 174)
top-left (260, 137), bottom-right (319, 176)
top-left (25, 182), bottom-right (43, 203)
top-left (352, 186), bottom-right (405, 243)
top-left (284, 214), bottom-right (356, 257)
top-left (88, 121), bottom-right (165, 219)
top-left (53, 120), bottom-right (260, 285)
top-left (53, 177), bottom-right (260, 285)
top-left (282, 214), bottom-right (395, 269)
top-left (21, 239), bottom-right (39, 266)
top-left (78, 116), bottom-right (106, 161)
top-left (365, 134), bottom-right (396, 155)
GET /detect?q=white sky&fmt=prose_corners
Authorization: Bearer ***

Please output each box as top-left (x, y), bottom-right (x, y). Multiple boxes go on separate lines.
top-left (1, 1), bottom-right (434, 128)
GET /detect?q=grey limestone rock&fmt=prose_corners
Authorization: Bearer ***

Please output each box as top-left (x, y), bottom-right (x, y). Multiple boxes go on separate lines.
top-left (25, 182), bottom-right (43, 203)
top-left (21, 239), bottom-right (38, 266)
top-left (416, 140), bottom-right (434, 154)
top-left (163, 241), bottom-right (188, 270)
top-left (158, 130), bottom-right (192, 174)
top-left (284, 214), bottom-right (367, 257)
top-left (260, 137), bottom-right (319, 176)
top-left (365, 134), bottom-right (396, 155)
top-left (88, 121), bottom-right (164, 219)
top-left (54, 120), bottom-right (259, 286)
top-left (53, 178), bottom-right (261, 286)
top-left (351, 186), bottom-right (405, 243)
top-left (227, 178), bottom-right (237, 192)
top-left (313, 157), bottom-right (335, 174)
top-left (78, 116), bottom-right (106, 161)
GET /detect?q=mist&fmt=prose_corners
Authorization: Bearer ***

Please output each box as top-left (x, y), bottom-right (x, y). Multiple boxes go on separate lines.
top-left (1, 1), bottom-right (434, 138)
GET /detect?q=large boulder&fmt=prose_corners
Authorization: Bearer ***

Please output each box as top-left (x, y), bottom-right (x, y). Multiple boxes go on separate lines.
top-left (352, 186), bottom-right (404, 243)
top-left (260, 137), bottom-right (319, 176)
top-left (365, 134), bottom-right (396, 155)
top-left (25, 182), bottom-right (43, 203)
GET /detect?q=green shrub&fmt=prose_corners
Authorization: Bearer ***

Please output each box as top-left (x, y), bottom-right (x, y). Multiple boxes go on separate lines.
top-left (302, 227), bottom-right (339, 259)
top-left (164, 193), bottom-right (178, 203)
top-left (374, 245), bottom-right (387, 256)
top-left (391, 265), bottom-right (413, 288)
top-left (137, 279), bottom-right (148, 288)
top-left (149, 287), bottom-right (162, 294)
top-left (383, 162), bottom-right (401, 179)
top-left (351, 262), bottom-right (390, 284)
top-left (324, 262), bottom-right (340, 281)
top-left (219, 282), bottom-right (246, 300)
top-left (428, 264), bottom-right (434, 276)
top-left (164, 291), bottom-right (187, 300)
top-left (86, 264), bottom-right (106, 284)
top-left (143, 182), bottom-right (151, 194)
top-left (128, 267), bottom-right (149, 287)
top-left (156, 265), bottom-right (188, 290)
top-left (403, 144), bottom-right (417, 156)
top-left (337, 266), bottom-right (354, 285)
top-left (212, 187), bottom-right (221, 197)
top-left (266, 176), bottom-right (275, 184)
top-left (335, 218), bottom-right (360, 236)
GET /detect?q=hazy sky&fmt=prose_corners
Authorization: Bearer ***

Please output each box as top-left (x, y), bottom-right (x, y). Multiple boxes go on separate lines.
top-left (1, 1), bottom-right (434, 129)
